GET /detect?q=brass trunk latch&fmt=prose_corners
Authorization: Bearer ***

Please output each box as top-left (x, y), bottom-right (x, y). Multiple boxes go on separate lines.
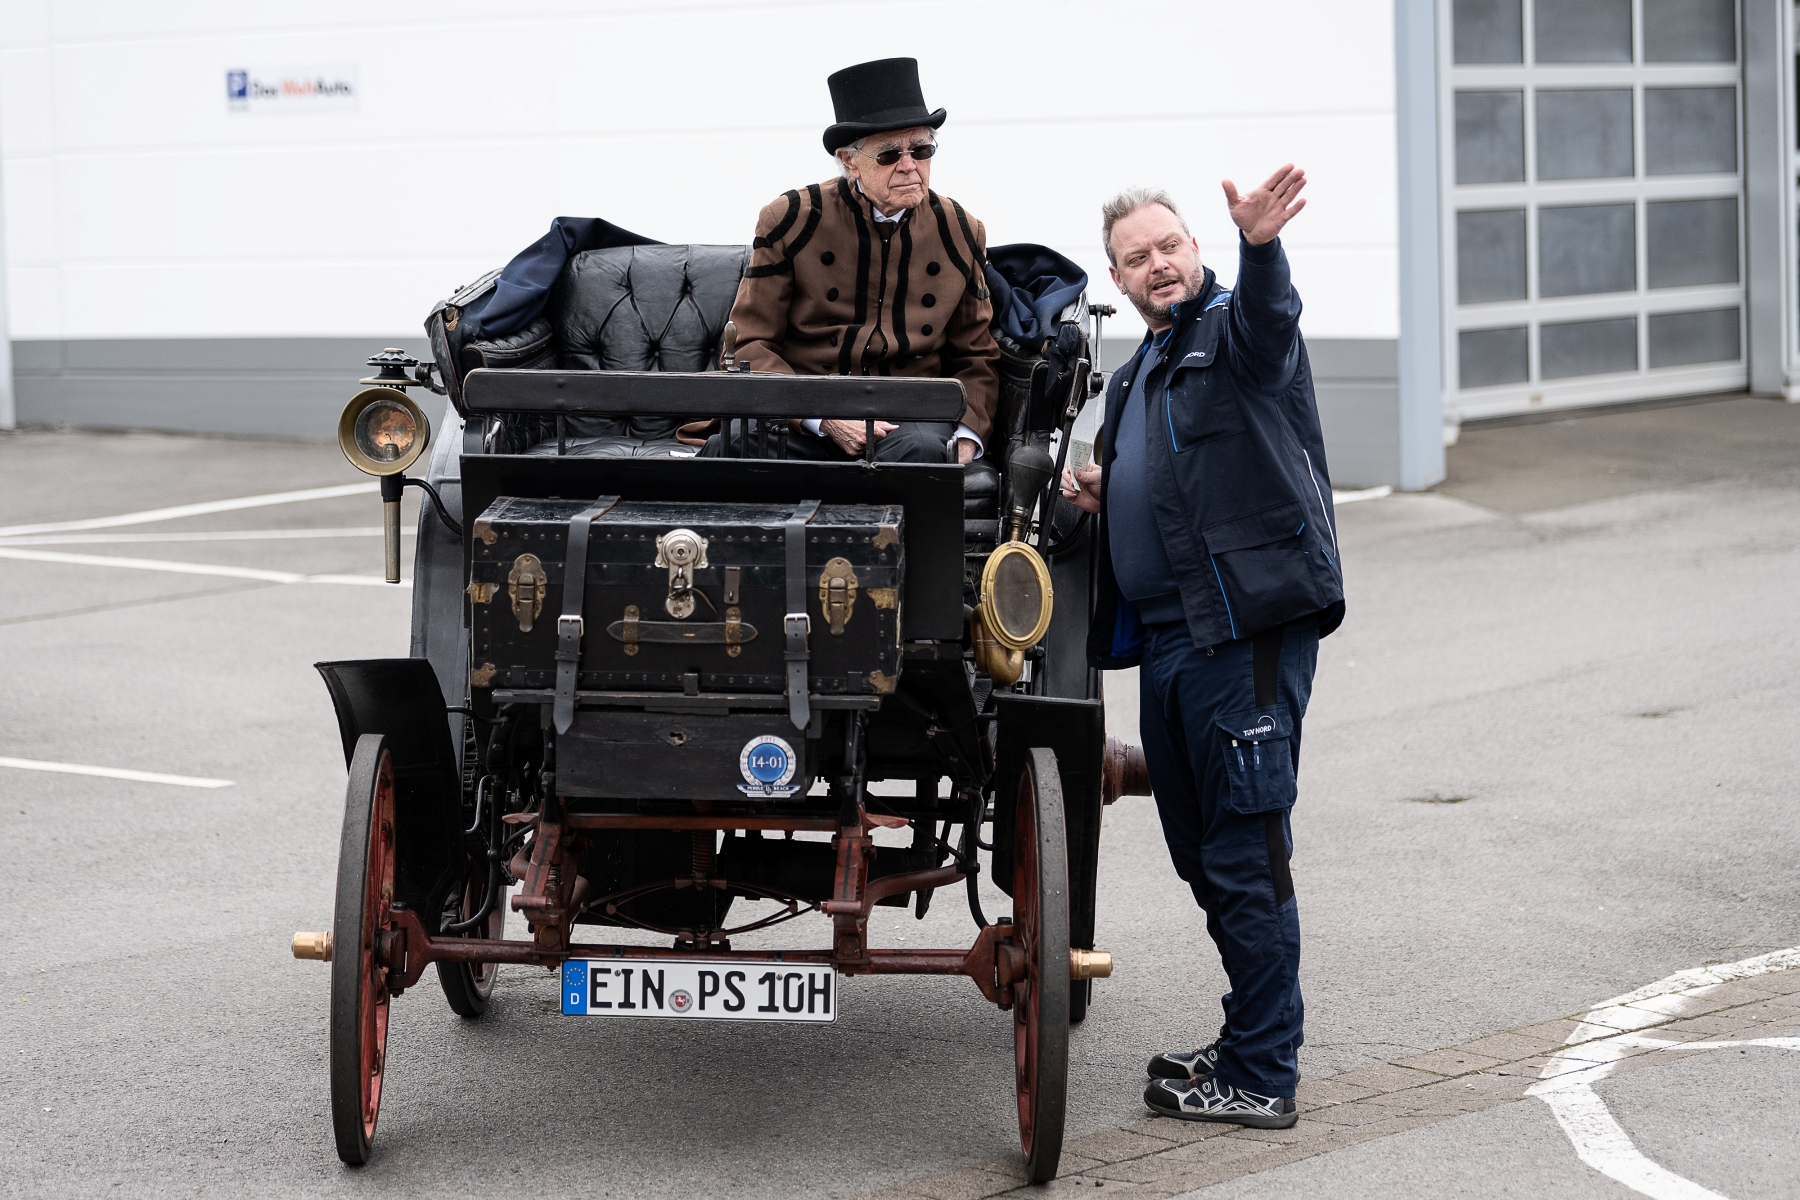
top-left (819, 557), bottom-right (858, 634)
top-left (621, 604), bottom-right (640, 655)
top-left (724, 606), bottom-right (745, 656)
top-left (654, 528), bottom-right (709, 619)
top-left (507, 553), bottom-right (547, 632)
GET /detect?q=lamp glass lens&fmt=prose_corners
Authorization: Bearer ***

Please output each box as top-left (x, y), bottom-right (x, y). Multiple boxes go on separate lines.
top-left (354, 399), bottom-right (417, 463)
top-left (990, 552), bottom-right (1045, 642)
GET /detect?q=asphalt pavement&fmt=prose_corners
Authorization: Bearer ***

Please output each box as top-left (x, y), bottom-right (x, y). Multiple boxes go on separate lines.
top-left (1, 393), bottom-right (1796, 1199)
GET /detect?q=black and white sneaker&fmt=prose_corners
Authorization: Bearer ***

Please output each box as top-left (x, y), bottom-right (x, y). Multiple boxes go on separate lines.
top-left (1143, 1076), bottom-right (1298, 1129)
top-left (1146, 1024), bottom-right (1227, 1081)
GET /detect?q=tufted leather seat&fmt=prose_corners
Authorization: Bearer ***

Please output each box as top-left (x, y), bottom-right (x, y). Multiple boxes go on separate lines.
top-left (541, 243), bottom-right (748, 446)
top-left (553, 245), bottom-right (747, 373)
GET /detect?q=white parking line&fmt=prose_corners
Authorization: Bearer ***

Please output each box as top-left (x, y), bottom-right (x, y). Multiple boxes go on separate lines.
top-left (0, 482), bottom-right (378, 539)
top-left (0, 547), bottom-right (405, 587)
top-left (0, 527), bottom-right (412, 547)
top-left (1531, 946), bottom-right (1800, 1199)
top-left (1331, 485), bottom-right (1394, 504)
top-left (0, 756), bottom-right (232, 788)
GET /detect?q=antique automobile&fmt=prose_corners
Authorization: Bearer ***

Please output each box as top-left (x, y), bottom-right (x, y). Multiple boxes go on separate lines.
top-left (291, 233), bottom-right (1150, 1180)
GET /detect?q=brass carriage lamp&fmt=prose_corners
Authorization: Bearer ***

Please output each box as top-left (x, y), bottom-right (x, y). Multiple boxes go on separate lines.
top-left (971, 442), bottom-right (1056, 686)
top-left (973, 540), bottom-right (1054, 686)
top-left (969, 433), bottom-right (1056, 685)
top-left (338, 349), bottom-right (433, 583)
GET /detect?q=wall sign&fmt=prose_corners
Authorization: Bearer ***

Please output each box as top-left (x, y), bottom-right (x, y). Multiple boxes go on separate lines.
top-left (226, 67), bottom-right (358, 115)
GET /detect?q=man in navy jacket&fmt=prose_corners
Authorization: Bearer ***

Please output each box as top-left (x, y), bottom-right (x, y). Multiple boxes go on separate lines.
top-left (1063, 169), bottom-right (1343, 1129)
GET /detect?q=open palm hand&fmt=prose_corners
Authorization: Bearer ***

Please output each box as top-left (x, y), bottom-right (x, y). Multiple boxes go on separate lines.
top-left (1222, 164), bottom-right (1307, 246)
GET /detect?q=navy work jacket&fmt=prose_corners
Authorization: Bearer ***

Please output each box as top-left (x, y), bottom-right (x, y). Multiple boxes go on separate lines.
top-left (1086, 236), bottom-right (1345, 670)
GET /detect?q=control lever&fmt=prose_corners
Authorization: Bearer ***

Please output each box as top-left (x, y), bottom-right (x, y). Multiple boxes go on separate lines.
top-left (720, 320), bottom-right (738, 371)
top-left (1043, 358), bottom-right (1091, 537)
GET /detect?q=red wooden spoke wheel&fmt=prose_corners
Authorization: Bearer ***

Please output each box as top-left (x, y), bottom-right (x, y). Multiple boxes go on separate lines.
top-left (437, 850), bottom-right (505, 1017)
top-left (330, 734), bottom-right (397, 1165)
top-left (1013, 747), bottom-right (1071, 1184)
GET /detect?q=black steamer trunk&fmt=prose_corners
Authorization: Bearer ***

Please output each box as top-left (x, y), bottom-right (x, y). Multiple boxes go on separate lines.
top-left (469, 498), bottom-right (904, 800)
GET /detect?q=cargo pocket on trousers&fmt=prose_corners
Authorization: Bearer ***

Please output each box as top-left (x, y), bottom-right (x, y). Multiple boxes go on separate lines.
top-left (1215, 706), bottom-right (1296, 814)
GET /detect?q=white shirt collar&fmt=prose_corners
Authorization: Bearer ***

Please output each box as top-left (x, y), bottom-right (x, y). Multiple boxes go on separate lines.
top-left (855, 181), bottom-right (909, 224)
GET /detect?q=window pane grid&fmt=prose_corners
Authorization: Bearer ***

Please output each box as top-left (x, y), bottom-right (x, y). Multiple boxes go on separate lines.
top-left (1442, 0), bottom-right (1746, 401)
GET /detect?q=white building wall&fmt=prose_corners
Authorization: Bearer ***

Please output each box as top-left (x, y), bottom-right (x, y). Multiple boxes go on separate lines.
top-left (1, 0), bottom-right (1400, 343)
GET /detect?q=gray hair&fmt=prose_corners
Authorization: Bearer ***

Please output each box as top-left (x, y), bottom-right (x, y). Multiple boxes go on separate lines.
top-left (833, 136), bottom-right (866, 178)
top-left (1101, 187), bottom-right (1189, 266)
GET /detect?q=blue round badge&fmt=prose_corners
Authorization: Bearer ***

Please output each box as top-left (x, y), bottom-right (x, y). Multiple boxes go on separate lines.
top-left (746, 742), bottom-right (789, 784)
top-left (738, 734), bottom-right (800, 797)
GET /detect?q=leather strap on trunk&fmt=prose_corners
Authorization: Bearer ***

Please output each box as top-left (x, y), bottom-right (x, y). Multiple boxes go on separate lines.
top-left (784, 499), bottom-right (821, 730)
top-left (553, 495), bottom-right (620, 734)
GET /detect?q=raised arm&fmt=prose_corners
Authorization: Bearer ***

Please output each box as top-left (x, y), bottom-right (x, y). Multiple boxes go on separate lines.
top-left (1221, 165), bottom-right (1307, 395)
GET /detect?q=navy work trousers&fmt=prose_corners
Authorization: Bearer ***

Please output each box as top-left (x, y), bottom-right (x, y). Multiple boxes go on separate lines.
top-left (1138, 618), bottom-right (1317, 1097)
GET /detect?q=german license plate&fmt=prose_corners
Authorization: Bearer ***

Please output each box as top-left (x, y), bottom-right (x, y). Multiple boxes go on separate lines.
top-left (560, 959), bottom-right (837, 1023)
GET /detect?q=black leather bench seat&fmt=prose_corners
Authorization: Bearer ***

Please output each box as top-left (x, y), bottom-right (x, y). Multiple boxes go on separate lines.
top-left (466, 241), bottom-right (999, 520)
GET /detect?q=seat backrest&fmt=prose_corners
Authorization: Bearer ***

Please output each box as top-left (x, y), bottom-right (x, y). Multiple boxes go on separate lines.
top-left (549, 244), bottom-right (748, 372)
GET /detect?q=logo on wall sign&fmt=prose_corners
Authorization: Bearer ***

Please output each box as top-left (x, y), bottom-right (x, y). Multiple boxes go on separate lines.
top-left (226, 66), bottom-right (359, 115)
top-left (738, 735), bottom-right (801, 798)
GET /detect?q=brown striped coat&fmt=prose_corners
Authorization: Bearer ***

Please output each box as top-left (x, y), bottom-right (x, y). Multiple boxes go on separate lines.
top-left (727, 177), bottom-right (1001, 442)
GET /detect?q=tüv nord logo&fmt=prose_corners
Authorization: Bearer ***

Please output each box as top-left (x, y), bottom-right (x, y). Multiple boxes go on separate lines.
top-left (226, 67), bottom-right (358, 114)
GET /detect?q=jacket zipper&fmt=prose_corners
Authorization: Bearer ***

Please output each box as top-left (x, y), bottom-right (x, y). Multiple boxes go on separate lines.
top-left (1141, 338), bottom-right (1241, 636)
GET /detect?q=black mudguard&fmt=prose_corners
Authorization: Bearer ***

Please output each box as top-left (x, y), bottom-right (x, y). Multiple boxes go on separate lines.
top-left (316, 658), bottom-right (465, 929)
top-left (990, 694), bottom-right (1105, 957)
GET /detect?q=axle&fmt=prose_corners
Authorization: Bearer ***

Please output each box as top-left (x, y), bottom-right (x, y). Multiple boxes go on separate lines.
top-left (290, 923), bottom-right (1113, 1003)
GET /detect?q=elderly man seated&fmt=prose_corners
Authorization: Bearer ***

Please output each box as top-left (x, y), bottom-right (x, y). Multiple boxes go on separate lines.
top-left (704, 57), bottom-right (999, 464)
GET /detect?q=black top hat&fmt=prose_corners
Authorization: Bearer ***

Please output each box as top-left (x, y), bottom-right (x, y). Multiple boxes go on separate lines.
top-left (822, 58), bottom-right (947, 154)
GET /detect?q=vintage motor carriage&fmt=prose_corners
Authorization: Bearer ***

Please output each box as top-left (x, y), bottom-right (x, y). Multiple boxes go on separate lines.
top-left (292, 239), bottom-right (1150, 1179)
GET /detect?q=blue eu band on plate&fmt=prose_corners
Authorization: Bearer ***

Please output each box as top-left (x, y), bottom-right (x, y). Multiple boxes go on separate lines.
top-left (562, 959), bottom-right (836, 1022)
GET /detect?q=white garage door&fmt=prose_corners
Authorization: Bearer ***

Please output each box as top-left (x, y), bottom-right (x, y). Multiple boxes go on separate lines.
top-left (1439, 0), bottom-right (1747, 418)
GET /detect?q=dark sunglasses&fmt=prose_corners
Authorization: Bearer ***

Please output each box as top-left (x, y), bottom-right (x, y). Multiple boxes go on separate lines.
top-left (856, 141), bottom-right (937, 167)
